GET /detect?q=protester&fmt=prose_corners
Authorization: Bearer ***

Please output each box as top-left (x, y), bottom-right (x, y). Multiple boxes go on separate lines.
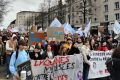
top-left (111, 39), bottom-right (118, 50)
top-left (59, 45), bottom-right (68, 56)
top-left (63, 37), bottom-right (73, 50)
top-left (98, 41), bottom-right (108, 51)
top-left (106, 36), bottom-right (113, 50)
top-left (0, 26), bottom-right (119, 80)
top-left (44, 44), bottom-right (54, 59)
top-left (6, 34), bottom-right (17, 79)
top-left (89, 38), bottom-right (96, 50)
top-left (9, 40), bottom-right (29, 80)
top-left (81, 39), bottom-right (91, 80)
top-left (106, 47), bottom-right (120, 80)
top-left (77, 37), bottom-right (83, 52)
top-left (67, 42), bottom-right (80, 55)
top-left (29, 43), bottom-right (44, 60)
top-left (0, 36), bottom-right (4, 65)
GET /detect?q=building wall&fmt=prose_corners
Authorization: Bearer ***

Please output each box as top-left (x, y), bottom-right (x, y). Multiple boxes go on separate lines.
top-left (16, 11), bottom-right (40, 31)
top-left (49, 4), bottom-right (66, 24)
top-left (98, 0), bottom-right (120, 23)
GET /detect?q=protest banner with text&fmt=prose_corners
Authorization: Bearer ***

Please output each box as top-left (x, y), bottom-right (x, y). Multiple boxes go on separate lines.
top-left (31, 54), bottom-right (83, 80)
top-left (47, 27), bottom-right (64, 41)
top-left (88, 51), bottom-right (113, 79)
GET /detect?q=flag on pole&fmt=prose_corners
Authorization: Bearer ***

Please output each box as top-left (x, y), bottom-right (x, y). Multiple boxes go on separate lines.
top-left (113, 20), bottom-right (120, 34)
top-left (77, 27), bottom-right (84, 36)
top-left (7, 26), bottom-right (12, 32)
top-left (20, 25), bottom-right (25, 33)
top-left (50, 18), bottom-right (62, 27)
top-left (63, 22), bottom-right (75, 34)
top-left (38, 28), bottom-right (43, 32)
top-left (84, 20), bottom-right (91, 33)
top-left (84, 21), bottom-right (91, 37)
top-left (12, 27), bottom-right (19, 32)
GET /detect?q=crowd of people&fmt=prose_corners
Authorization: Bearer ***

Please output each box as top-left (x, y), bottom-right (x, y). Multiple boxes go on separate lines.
top-left (0, 30), bottom-right (119, 80)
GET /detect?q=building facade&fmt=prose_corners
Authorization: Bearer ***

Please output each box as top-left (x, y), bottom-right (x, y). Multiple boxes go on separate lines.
top-left (65, 0), bottom-right (120, 34)
top-left (16, 11), bottom-right (40, 31)
top-left (49, 4), bottom-right (67, 24)
top-left (65, 0), bottom-right (96, 28)
top-left (35, 12), bottom-right (48, 30)
top-left (95, 0), bottom-right (120, 34)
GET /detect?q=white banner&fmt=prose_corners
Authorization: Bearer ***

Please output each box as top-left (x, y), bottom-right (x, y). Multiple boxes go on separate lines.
top-left (113, 20), bottom-right (120, 34)
top-left (88, 51), bottom-right (113, 79)
top-left (31, 54), bottom-right (83, 80)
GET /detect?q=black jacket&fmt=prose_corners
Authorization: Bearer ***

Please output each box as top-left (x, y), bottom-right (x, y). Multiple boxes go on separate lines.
top-left (106, 58), bottom-right (120, 80)
top-left (43, 51), bottom-right (54, 59)
top-left (29, 51), bottom-right (45, 60)
top-left (67, 46), bottom-right (80, 55)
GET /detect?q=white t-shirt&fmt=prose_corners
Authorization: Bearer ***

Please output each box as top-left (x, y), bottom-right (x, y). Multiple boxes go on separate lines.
top-left (47, 51), bottom-right (53, 59)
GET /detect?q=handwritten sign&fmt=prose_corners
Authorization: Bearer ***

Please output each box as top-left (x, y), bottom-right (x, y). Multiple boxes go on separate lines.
top-left (30, 32), bottom-right (46, 45)
top-left (47, 27), bottom-right (64, 41)
top-left (88, 51), bottom-right (113, 79)
top-left (17, 60), bottom-right (33, 80)
top-left (31, 54), bottom-right (83, 80)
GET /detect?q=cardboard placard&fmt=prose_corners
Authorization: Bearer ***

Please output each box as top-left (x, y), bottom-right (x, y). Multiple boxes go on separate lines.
top-left (17, 60), bottom-right (33, 80)
top-left (47, 27), bottom-right (64, 41)
top-left (30, 32), bottom-right (46, 45)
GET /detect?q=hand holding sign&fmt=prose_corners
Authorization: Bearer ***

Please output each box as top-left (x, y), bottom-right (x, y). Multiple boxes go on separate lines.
top-left (35, 53), bottom-right (38, 58)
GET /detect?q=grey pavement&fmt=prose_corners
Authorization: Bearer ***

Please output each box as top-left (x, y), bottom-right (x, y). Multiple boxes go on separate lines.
top-left (0, 65), bottom-right (12, 80)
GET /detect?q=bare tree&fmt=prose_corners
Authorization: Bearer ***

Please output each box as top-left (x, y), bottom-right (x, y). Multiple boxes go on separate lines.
top-left (66, 0), bottom-right (93, 24)
top-left (79, 0), bottom-right (93, 23)
top-left (0, 0), bottom-right (10, 22)
top-left (38, 3), bottom-right (47, 29)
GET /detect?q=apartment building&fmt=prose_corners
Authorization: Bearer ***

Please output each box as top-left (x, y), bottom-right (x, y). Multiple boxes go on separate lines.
top-left (16, 11), bottom-right (40, 31)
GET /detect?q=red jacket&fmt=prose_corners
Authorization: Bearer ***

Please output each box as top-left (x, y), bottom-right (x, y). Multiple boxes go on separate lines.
top-left (98, 46), bottom-right (108, 51)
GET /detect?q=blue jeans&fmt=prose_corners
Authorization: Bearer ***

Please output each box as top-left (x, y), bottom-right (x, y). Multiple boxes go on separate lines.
top-left (83, 63), bottom-right (90, 80)
top-left (6, 55), bottom-right (11, 75)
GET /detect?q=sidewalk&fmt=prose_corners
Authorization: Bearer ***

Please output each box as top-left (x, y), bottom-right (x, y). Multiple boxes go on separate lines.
top-left (0, 65), bottom-right (12, 80)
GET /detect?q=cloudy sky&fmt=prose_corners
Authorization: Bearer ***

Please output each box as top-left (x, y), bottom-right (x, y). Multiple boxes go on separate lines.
top-left (2, 0), bottom-right (42, 28)
top-left (2, 0), bottom-right (65, 29)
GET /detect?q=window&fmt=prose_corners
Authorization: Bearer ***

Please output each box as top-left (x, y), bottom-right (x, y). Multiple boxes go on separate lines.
top-left (115, 2), bottom-right (119, 9)
top-left (105, 15), bottom-right (108, 21)
top-left (72, 20), bottom-right (74, 23)
top-left (95, 8), bottom-right (96, 11)
top-left (76, 5), bottom-right (79, 8)
top-left (72, 13), bottom-right (74, 17)
top-left (76, 12), bottom-right (79, 15)
top-left (115, 13), bottom-right (120, 20)
top-left (104, 0), bottom-right (108, 2)
top-left (94, 18), bottom-right (97, 21)
top-left (104, 5), bottom-right (108, 12)
top-left (76, 20), bottom-right (78, 24)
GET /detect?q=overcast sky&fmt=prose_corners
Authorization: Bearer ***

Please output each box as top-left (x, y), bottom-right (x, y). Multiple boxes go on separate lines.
top-left (2, 0), bottom-right (65, 29)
